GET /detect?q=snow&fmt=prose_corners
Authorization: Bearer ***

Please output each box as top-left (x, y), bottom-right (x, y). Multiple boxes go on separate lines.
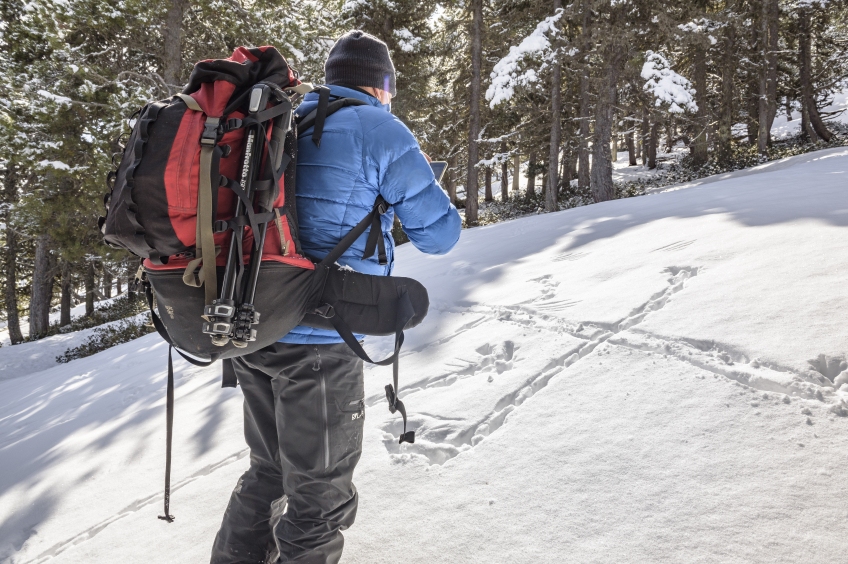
top-left (393, 28), bottom-right (422, 53)
top-left (36, 160), bottom-right (70, 171)
top-left (641, 51), bottom-right (697, 114)
top-left (486, 11), bottom-right (562, 107)
top-left (3, 148), bottom-right (848, 562)
top-left (36, 90), bottom-right (72, 106)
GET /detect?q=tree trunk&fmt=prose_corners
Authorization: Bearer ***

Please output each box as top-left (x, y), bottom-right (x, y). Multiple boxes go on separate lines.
top-left (757, 0), bottom-right (769, 156)
top-left (526, 152), bottom-right (536, 199)
top-left (577, 4), bottom-right (591, 190)
top-left (465, 0), bottom-right (483, 225)
top-left (484, 166), bottom-right (493, 202)
top-left (641, 109), bottom-right (650, 165)
top-left (561, 146), bottom-right (572, 192)
top-left (611, 100), bottom-right (619, 161)
top-left (501, 142), bottom-right (509, 201)
top-left (126, 261), bottom-right (138, 298)
top-left (60, 260), bottom-right (73, 327)
top-left (103, 267), bottom-right (113, 299)
top-left (626, 130), bottom-right (637, 166)
top-left (591, 56), bottom-right (619, 202)
top-left (163, 0), bottom-right (189, 92)
top-left (547, 0), bottom-right (563, 213)
top-left (4, 227), bottom-right (24, 344)
top-left (801, 101), bottom-right (818, 142)
top-left (512, 153), bottom-right (520, 194)
top-left (648, 121), bottom-right (659, 170)
top-left (799, 9), bottom-right (833, 142)
top-left (116, 274), bottom-right (122, 296)
top-left (30, 234), bottom-right (55, 338)
top-left (666, 120), bottom-right (675, 153)
top-left (444, 157), bottom-right (457, 204)
top-left (766, 0), bottom-right (779, 134)
top-left (85, 260), bottom-right (96, 317)
top-left (692, 46), bottom-right (709, 167)
top-left (577, 71), bottom-right (591, 190)
top-left (717, 24), bottom-right (735, 163)
top-left (2, 165), bottom-right (23, 344)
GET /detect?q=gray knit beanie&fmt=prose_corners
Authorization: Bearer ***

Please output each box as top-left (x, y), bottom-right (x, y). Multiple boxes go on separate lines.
top-left (324, 30), bottom-right (397, 96)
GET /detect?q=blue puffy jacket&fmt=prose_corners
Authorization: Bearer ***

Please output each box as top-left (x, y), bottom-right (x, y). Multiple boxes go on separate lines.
top-left (280, 85), bottom-right (462, 344)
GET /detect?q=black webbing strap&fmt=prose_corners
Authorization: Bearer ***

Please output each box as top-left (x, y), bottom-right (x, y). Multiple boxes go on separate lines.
top-left (314, 288), bottom-right (416, 444)
top-left (362, 201), bottom-right (388, 265)
top-left (240, 102), bottom-right (292, 129)
top-left (295, 93), bottom-right (367, 147)
top-left (214, 211), bottom-right (276, 234)
top-left (312, 86), bottom-right (330, 147)
top-left (318, 196), bottom-right (389, 268)
top-left (158, 346), bottom-right (176, 523)
top-left (143, 280), bottom-right (213, 523)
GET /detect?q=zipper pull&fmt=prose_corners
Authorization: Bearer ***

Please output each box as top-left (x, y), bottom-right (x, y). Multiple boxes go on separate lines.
top-left (312, 348), bottom-right (321, 371)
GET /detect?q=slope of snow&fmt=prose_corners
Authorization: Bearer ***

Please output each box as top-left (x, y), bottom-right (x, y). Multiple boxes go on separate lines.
top-left (2, 148), bottom-right (848, 563)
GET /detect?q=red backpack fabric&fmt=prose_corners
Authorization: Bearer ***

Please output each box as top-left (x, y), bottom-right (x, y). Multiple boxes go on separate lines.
top-left (102, 46), bottom-right (312, 274)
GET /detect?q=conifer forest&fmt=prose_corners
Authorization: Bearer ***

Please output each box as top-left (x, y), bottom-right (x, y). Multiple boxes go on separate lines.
top-left (2, 0), bottom-right (848, 343)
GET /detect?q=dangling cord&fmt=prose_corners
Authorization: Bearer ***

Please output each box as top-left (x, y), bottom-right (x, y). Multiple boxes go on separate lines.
top-left (385, 333), bottom-right (414, 444)
top-left (158, 346), bottom-right (176, 523)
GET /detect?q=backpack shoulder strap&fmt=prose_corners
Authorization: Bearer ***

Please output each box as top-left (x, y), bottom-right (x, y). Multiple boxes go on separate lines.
top-left (295, 87), bottom-right (368, 147)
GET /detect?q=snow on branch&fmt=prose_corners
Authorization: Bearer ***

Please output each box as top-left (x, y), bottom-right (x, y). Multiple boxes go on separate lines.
top-left (486, 10), bottom-right (562, 108)
top-left (394, 28), bottom-right (422, 53)
top-left (477, 152), bottom-right (511, 169)
top-left (37, 89), bottom-right (73, 106)
top-left (641, 51), bottom-right (697, 114)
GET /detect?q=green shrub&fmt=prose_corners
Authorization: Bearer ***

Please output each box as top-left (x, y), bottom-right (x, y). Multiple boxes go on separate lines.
top-left (32, 293), bottom-right (149, 341)
top-left (56, 316), bottom-right (154, 363)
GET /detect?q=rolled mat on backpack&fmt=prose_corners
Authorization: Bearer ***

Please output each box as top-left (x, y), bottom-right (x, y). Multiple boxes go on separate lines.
top-left (145, 261), bottom-right (429, 361)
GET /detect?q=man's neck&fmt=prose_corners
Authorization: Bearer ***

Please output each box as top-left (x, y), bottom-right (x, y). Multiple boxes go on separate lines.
top-left (333, 84), bottom-right (377, 100)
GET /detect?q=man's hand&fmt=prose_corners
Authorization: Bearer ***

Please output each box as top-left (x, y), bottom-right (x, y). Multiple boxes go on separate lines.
top-left (421, 151), bottom-right (432, 163)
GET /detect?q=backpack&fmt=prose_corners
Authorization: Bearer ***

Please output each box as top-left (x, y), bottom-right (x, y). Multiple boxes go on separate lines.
top-left (100, 47), bottom-right (425, 520)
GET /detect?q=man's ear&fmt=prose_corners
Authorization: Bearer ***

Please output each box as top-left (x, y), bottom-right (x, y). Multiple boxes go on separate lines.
top-left (374, 88), bottom-right (391, 105)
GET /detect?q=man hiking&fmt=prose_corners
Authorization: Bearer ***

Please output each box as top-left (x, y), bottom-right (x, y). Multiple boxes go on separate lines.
top-left (210, 30), bottom-right (462, 564)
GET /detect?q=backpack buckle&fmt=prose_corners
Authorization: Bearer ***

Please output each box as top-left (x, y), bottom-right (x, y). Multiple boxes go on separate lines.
top-left (314, 304), bottom-right (335, 319)
top-left (200, 117), bottom-right (221, 146)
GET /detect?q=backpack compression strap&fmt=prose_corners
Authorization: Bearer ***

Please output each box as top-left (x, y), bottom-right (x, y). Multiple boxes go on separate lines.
top-left (176, 93), bottom-right (219, 306)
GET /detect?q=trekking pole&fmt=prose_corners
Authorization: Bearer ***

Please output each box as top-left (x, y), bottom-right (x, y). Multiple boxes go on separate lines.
top-left (203, 84), bottom-right (271, 346)
top-left (232, 96), bottom-right (293, 346)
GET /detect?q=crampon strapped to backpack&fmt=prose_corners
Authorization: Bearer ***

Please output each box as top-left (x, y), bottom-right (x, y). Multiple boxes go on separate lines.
top-left (100, 46), bottom-right (427, 522)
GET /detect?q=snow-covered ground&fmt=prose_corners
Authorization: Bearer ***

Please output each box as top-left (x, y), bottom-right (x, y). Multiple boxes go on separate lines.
top-left (2, 147), bottom-right (848, 563)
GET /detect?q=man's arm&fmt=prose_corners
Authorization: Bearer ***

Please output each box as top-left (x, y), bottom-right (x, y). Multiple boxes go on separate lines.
top-left (368, 119), bottom-right (461, 255)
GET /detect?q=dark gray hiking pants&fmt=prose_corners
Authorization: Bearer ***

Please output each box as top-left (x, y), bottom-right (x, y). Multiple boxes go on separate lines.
top-left (210, 342), bottom-right (365, 564)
